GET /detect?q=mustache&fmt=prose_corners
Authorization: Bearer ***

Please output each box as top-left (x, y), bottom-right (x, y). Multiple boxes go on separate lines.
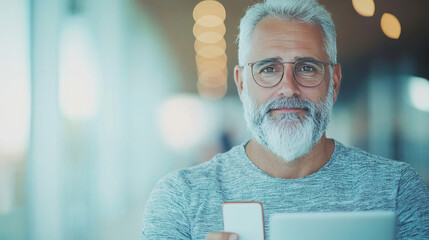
top-left (259, 97), bottom-right (314, 115)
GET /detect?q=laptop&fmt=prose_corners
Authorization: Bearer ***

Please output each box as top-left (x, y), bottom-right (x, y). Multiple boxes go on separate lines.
top-left (270, 211), bottom-right (395, 240)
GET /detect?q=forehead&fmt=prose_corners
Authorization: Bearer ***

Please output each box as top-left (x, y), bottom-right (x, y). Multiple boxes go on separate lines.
top-left (248, 17), bottom-right (327, 62)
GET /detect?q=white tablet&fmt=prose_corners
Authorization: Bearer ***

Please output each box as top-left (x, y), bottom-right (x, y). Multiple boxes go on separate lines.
top-left (270, 211), bottom-right (395, 240)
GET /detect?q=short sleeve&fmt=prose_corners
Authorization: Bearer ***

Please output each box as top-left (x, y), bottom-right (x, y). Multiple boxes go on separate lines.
top-left (396, 164), bottom-right (429, 239)
top-left (140, 172), bottom-right (191, 239)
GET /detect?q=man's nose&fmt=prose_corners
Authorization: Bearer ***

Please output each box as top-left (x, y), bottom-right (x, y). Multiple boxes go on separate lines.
top-left (277, 65), bottom-right (300, 98)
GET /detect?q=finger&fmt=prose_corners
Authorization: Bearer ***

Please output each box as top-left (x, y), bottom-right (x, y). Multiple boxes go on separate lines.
top-left (206, 232), bottom-right (238, 240)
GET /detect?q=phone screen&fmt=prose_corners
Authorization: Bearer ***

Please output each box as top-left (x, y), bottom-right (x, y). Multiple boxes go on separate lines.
top-left (222, 201), bottom-right (265, 240)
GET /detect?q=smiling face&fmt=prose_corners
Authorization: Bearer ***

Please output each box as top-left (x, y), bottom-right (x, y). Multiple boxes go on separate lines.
top-left (234, 17), bottom-right (342, 162)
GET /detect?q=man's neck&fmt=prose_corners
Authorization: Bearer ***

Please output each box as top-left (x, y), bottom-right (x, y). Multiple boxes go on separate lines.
top-left (244, 135), bottom-right (335, 179)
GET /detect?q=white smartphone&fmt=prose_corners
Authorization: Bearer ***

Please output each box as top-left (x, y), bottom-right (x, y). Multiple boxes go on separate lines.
top-left (222, 201), bottom-right (265, 240)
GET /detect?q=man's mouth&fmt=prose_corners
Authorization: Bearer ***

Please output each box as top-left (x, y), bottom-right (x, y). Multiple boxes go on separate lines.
top-left (270, 107), bottom-right (303, 113)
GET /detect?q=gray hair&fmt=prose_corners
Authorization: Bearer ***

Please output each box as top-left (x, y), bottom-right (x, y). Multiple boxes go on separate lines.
top-left (237, 0), bottom-right (337, 66)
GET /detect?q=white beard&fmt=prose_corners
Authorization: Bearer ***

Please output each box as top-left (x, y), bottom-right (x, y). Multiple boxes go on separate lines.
top-left (241, 80), bottom-right (334, 162)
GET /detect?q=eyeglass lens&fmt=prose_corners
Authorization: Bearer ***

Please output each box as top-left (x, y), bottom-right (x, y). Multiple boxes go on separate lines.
top-left (251, 59), bottom-right (325, 87)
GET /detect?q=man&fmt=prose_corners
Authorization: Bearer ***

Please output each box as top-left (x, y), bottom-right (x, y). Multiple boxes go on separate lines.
top-left (141, 0), bottom-right (429, 239)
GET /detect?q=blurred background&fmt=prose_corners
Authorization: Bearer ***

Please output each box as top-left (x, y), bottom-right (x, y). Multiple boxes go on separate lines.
top-left (0, 0), bottom-right (428, 239)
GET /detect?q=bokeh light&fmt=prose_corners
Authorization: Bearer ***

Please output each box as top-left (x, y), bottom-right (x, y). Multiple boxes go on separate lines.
top-left (0, 78), bottom-right (30, 155)
top-left (193, 0), bottom-right (228, 100)
top-left (197, 60), bottom-right (227, 75)
top-left (194, 39), bottom-right (226, 59)
top-left (408, 76), bottom-right (429, 112)
top-left (59, 18), bottom-right (99, 120)
top-left (0, 0), bottom-right (31, 156)
top-left (196, 53), bottom-right (227, 67)
top-left (158, 95), bottom-right (214, 150)
top-left (195, 46), bottom-right (225, 59)
top-left (196, 15), bottom-right (224, 28)
top-left (197, 81), bottom-right (228, 100)
top-left (193, 23), bottom-right (226, 43)
top-left (193, 0), bottom-right (226, 26)
top-left (380, 13), bottom-right (401, 39)
top-left (352, 0), bottom-right (375, 17)
top-left (198, 71), bottom-right (228, 88)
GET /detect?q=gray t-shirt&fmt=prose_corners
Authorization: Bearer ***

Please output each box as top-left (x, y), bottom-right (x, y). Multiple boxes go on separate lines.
top-left (141, 140), bottom-right (429, 239)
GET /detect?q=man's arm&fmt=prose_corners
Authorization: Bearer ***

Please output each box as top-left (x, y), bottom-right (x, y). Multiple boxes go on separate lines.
top-left (396, 164), bottom-right (429, 238)
top-left (141, 172), bottom-right (191, 239)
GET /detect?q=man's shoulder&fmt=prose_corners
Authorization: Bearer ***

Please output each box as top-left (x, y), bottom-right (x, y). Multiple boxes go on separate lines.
top-left (334, 140), bottom-right (410, 173)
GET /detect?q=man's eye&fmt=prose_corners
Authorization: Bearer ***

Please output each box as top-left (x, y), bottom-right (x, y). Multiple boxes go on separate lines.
top-left (261, 66), bottom-right (277, 73)
top-left (300, 65), bottom-right (315, 72)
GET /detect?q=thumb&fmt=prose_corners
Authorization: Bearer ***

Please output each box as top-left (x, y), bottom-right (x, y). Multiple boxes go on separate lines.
top-left (206, 232), bottom-right (239, 240)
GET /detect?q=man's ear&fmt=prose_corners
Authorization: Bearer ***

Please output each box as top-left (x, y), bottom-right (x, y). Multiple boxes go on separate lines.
top-left (332, 64), bottom-right (342, 103)
top-left (234, 65), bottom-right (245, 101)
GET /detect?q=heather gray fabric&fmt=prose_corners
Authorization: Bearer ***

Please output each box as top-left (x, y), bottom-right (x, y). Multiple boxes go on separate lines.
top-left (141, 140), bottom-right (429, 239)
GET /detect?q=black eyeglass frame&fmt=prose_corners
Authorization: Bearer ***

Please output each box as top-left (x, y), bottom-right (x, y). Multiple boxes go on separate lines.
top-left (246, 58), bottom-right (335, 88)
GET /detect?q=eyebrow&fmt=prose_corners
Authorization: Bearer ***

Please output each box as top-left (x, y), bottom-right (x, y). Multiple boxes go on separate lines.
top-left (254, 57), bottom-right (282, 65)
top-left (254, 56), bottom-right (320, 65)
top-left (293, 56), bottom-right (320, 62)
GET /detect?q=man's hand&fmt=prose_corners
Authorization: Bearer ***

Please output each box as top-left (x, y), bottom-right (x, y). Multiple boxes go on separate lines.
top-left (206, 232), bottom-right (238, 240)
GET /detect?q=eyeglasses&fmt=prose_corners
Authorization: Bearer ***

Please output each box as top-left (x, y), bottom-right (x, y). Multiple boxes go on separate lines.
top-left (247, 58), bottom-right (332, 88)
